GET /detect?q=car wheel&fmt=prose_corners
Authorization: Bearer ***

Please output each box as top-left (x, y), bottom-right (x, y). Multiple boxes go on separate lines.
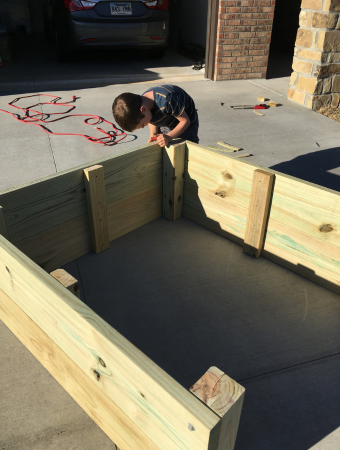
top-left (55, 28), bottom-right (74, 63)
top-left (147, 48), bottom-right (166, 60)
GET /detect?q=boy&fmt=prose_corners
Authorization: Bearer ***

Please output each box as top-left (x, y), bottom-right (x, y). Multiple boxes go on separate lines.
top-left (112, 85), bottom-right (199, 147)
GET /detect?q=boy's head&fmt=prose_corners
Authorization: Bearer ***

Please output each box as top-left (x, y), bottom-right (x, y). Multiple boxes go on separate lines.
top-left (112, 93), bottom-right (152, 132)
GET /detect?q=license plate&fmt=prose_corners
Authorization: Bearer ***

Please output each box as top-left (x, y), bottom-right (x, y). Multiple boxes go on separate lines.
top-left (110, 2), bottom-right (132, 15)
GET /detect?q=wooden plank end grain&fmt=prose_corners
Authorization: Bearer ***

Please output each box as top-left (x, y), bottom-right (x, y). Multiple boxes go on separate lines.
top-left (243, 169), bottom-right (275, 258)
top-left (163, 143), bottom-right (186, 221)
top-left (84, 165), bottom-right (110, 254)
top-left (190, 367), bottom-right (245, 450)
top-left (0, 206), bottom-right (9, 240)
top-left (50, 268), bottom-right (80, 299)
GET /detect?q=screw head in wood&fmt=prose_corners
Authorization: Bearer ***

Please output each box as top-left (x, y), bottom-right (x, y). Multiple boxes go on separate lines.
top-left (188, 423), bottom-right (195, 431)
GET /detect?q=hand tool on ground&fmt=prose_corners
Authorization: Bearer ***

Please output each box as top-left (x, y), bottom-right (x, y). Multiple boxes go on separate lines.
top-left (230, 104), bottom-right (268, 109)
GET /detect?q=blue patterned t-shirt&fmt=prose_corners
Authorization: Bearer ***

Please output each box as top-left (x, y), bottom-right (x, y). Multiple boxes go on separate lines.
top-left (142, 85), bottom-right (197, 129)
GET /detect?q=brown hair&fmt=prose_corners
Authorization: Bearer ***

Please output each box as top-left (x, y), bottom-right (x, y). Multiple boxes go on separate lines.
top-left (112, 93), bottom-right (145, 132)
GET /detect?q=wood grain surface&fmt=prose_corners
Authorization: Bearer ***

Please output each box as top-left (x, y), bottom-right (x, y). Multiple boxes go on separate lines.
top-left (0, 234), bottom-right (221, 450)
top-left (84, 165), bottom-right (110, 254)
top-left (244, 169), bottom-right (275, 258)
top-left (163, 144), bottom-right (185, 221)
top-left (0, 144), bottom-right (161, 244)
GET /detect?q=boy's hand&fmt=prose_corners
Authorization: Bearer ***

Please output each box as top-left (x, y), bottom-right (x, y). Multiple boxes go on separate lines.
top-left (156, 134), bottom-right (172, 147)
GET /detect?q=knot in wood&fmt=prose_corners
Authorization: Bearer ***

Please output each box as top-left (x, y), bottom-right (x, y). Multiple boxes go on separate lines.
top-left (99, 358), bottom-right (106, 367)
top-left (215, 191), bottom-right (226, 198)
top-left (319, 224), bottom-right (333, 233)
top-left (223, 172), bottom-right (233, 180)
top-left (93, 369), bottom-right (101, 381)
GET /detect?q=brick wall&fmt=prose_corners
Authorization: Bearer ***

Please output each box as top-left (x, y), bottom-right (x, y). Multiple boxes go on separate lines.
top-left (288, 0), bottom-right (340, 110)
top-left (215, 0), bottom-right (276, 80)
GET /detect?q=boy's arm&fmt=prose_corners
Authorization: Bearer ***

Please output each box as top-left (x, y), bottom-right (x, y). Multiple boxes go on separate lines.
top-left (157, 111), bottom-right (190, 147)
top-left (147, 123), bottom-right (160, 143)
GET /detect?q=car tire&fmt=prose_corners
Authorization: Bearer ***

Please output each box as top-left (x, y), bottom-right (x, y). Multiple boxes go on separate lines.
top-left (55, 28), bottom-right (74, 63)
top-left (147, 48), bottom-right (166, 59)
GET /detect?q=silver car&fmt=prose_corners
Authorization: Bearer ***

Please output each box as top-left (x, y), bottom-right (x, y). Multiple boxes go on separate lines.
top-left (43, 0), bottom-right (169, 62)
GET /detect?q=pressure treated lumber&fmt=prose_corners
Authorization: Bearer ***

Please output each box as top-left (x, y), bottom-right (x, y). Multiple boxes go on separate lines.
top-left (0, 288), bottom-right (156, 450)
top-left (50, 269), bottom-right (80, 299)
top-left (107, 184), bottom-right (162, 242)
top-left (190, 367), bottom-right (245, 450)
top-left (84, 165), bottom-right (110, 254)
top-left (185, 142), bottom-right (340, 292)
top-left (0, 206), bottom-right (8, 239)
top-left (0, 143), bottom-right (161, 244)
top-left (15, 184), bottom-right (162, 273)
top-left (183, 182), bottom-right (247, 246)
top-left (0, 235), bottom-right (222, 450)
top-left (15, 214), bottom-right (91, 273)
top-left (163, 143), bottom-right (186, 221)
top-left (244, 169), bottom-right (275, 258)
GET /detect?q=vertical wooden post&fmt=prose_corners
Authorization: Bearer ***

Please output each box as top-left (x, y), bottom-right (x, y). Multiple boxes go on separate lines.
top-left (50, 269), bottom-right (80, 299)
top-left (190, 366), bottom-right (245, 450)
top-left (83, 165), bottom-right (110, 254)
top-left (243, 169), bottom-right (275, 258)
top-left (0, 206), bottom-right (9, 240)
top-left (163, 143), bottom-right (186, 221)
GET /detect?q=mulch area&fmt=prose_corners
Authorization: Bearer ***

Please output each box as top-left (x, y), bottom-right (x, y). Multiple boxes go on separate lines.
top-left (317, 105), bottom-right (340, 123)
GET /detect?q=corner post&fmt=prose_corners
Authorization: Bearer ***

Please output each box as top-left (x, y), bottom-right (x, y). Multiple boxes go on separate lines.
top-left (190, 366), bottom-right (245, 450)
top-left (163, 142), bottom-right (186, 221)
top-left (83, 165), bottom-right (110, 254)
top-left (243, 169), bottom-right (275, 258)
top-left (50, 268), bottom-right (80, 299)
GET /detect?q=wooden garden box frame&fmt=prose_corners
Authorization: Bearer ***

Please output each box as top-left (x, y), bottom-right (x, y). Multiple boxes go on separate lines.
top-left (0, 141), bottom-right (339, 450)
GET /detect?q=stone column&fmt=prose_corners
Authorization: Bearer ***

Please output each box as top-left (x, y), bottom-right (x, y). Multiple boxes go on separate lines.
top-left (288, 0), bottom-right (340, 110)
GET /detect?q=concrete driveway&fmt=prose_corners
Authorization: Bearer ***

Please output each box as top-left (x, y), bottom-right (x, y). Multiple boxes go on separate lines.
top-left (0, 57), bottom-right (340, 450)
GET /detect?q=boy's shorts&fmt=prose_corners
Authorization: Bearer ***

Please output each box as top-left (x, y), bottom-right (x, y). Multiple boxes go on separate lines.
top-left (160, 114), bottom-right (199, 144)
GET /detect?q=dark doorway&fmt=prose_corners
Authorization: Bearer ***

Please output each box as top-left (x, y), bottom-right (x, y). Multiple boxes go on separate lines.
top-left (267, 0), bottom-right (302, 79)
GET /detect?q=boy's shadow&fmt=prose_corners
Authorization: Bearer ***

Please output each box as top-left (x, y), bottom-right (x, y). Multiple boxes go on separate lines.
top-left (270, 147), bottom-right (340, 192)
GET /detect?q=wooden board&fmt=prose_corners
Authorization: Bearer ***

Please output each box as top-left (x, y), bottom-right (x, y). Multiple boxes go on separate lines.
top-left (107, 184), bottom-right (162, 242)
top-left (163, 144), bottom-right (186, 221)
top-left (186, 143), bottom-right (258, 210)
top-left (84, 165), bottom-right (110, 254)
top-left (183, 182), bottom-right (247, 245)
top-left (0, 144), bottom-right (161, 244)
top-left (14, 214), bottom-right (91, 273)
top-left (190, 367), bottom-right (245, 450)
top-left (0, 234), bottom-right (221, 450)
top-left (243, 170), bottom-right (275, 258)
top-left (0, 288), bottom-right (160, 450)
top-left (185, 143), bottom-right (340, 291)
top-left (50, 269), bottom-right (80, 299)
top-left (15, 184), bottom-right (162, 272)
